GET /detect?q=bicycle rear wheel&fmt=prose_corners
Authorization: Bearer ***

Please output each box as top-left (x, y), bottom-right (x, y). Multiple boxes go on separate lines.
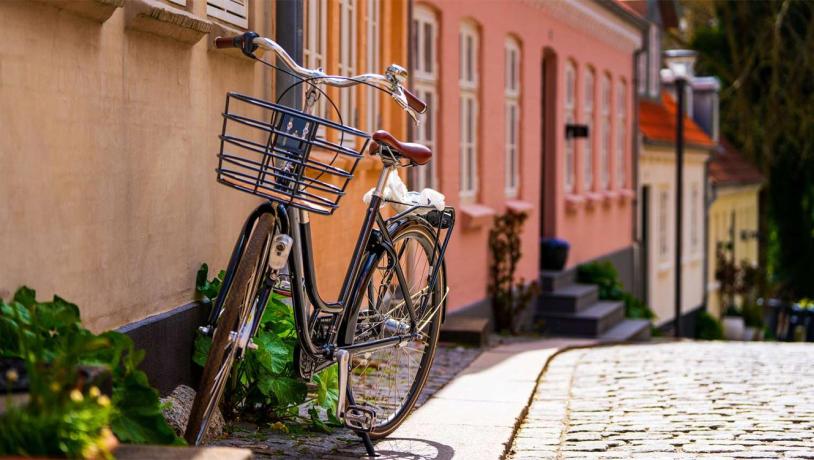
top-left (185, 212), bottom-right (276, 445)
top-left (347, 220), bottom-right (445, 439)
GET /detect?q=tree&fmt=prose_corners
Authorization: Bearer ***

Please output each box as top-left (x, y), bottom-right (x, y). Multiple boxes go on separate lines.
top-left (677, 0), bottom-right (814, 298)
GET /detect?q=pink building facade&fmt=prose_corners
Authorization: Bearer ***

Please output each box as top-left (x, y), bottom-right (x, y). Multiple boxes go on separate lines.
top-left (409, 0), bottom-right (646, 314)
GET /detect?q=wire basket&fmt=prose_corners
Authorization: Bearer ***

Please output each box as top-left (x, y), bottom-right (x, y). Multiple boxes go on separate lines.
top-left (216, 92), bottom-right (370, 215)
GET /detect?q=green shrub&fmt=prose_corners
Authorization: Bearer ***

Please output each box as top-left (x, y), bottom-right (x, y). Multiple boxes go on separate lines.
top-left (193, 264), bottom-right (339, 430)
top-left (0, 287), bottom-right (181, 458)
top-left (577, 261), bottom-right (655, 320)
top-left (695, 311), bottom-right (724, 340)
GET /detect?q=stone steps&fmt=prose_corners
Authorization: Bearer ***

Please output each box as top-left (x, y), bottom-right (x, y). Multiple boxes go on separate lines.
top-left (538, 270), bottom-right (651, 342)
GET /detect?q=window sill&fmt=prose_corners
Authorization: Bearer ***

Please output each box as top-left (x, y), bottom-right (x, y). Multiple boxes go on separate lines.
top-left (124, 0), bottom-right (212, 45)
top-left (460, 203), bottom-right (496, 230)
top-left (34, 0), bottom-right (123, 22)
top-left (602, 191), bottom-right (618, 205)
top-left (584, 192), bottom-right (603, 210)
top-left (505, 199), bottom-right (533, 214)
top-left (565, 195), bottom-right (585, 213)
top-left (618, 189), bottom-right (635, 201)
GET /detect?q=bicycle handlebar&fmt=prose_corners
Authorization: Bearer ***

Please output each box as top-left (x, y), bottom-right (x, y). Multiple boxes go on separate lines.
top-left (215, 32), bottom-right (427, 123)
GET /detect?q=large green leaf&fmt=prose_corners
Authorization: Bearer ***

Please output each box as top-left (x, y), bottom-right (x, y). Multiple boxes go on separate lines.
top-left (258, 376), bottom-right (307, 407)
top-left (253, 334), bottom-right (290, 375)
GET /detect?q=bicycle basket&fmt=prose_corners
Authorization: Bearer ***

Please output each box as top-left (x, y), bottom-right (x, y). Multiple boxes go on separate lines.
top-left (217, 92), bottom-right (370, 215)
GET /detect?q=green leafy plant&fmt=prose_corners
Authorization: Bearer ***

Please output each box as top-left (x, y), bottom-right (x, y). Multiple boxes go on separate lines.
top-left (487, 210), bottom-right (540, 335)
top-left (193, 264), bottom-right (339, 430)
top-left (577, 261), bottom-right (655, 320)
top-left (695, 311), bottom-right (724, 340)
top-left (0, 287), bottom-right (181, 458)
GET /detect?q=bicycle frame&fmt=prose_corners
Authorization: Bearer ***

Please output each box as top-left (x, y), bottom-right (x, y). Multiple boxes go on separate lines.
top-left (208, 158), bottom-right (453, 376)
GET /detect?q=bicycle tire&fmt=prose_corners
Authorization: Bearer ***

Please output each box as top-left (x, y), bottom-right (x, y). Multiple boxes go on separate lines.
top-left (346, 220), bottom-right (445, 439)
top-left (184, 212), bottom-right (276, 445)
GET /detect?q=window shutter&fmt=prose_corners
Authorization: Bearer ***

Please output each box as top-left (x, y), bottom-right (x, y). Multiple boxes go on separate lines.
top-left (207, 0), bottom-right (248, 29)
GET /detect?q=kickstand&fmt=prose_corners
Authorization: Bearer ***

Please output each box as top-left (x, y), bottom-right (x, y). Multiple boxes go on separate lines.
top-left (347, 390), bottom-right (377, 457)
top-left (359, 431), bottom-right (377, 458)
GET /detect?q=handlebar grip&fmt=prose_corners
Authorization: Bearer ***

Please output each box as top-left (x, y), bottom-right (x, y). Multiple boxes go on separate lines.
top-left (403, 88), bottom-right (428, 114)
top-left (214, 36), bottom-right (239, 49)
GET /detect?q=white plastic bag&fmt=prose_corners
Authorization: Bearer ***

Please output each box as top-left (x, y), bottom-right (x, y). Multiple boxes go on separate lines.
top-left (362, 171), bottom-right (446, 214)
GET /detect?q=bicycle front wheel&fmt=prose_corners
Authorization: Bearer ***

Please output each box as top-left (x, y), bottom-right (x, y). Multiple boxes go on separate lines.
top-left (184, 212), bottom-right (276, 445)
top-left (348, 220), bottom-right (446, 439)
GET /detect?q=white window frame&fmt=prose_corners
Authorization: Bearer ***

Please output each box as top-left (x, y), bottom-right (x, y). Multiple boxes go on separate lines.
top-left (365, 0), bottom-right (381, 133)
top-left (207, 0), bottom-right (248, 29)
top-left (459, 21), bottom-right (479, 199)
top-left (658, 188), bottom-right (670, 260)
top-left (600, 73), bottom-right (611, 191)
top-left (338, 0), bottom-right (358, 129)
top-left (583, 67), bottom-right (594, 192)
top-left (616, 80), bottom-right (626, 188)
top-left (412, 6), bottom-right (439, 190)
top-left (690, 182), bottom-right (700, 254)
top-left (505, 37), bottom-right (521, 198)
top-left (564, 61), bottom-right (576, 194)
top-left (304, 0), bottom-right (328, 124)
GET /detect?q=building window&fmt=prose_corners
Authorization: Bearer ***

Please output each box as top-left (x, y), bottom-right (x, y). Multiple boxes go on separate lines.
top-left (338, 0), bottom-right (358, 128)
top-left (365, 0), bottom-right (381, 133)
top-left (304, 0), bottom-right (327, 121)
top-left (207, 0), bottom-right (248, 29)
top-left (600, 74), bottom-right (611, 191)
top-left (583, 67), bottom-right (594, 191)
top-left (411, 6), bottom-right (438, 190)
top-left (691, 182), bottom-right (700, 253)
top-left (459, 21), bottom-right (479, 198)
top-left (505, 37), bottom-right (521, 197)
top-left (564, 61), bottom-right (576, 194)
top-left (616, 80), bottom-right (626, 188)
top-left (659, 189), bottom-right (669, 259)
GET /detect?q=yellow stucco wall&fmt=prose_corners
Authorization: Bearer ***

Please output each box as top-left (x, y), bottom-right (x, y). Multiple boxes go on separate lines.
top-left (638, 144), bottom-right (709, 326)
top-left (0, 0), bottom-right (409, 332)
top-left (706, 184), bottom-right (761, 317)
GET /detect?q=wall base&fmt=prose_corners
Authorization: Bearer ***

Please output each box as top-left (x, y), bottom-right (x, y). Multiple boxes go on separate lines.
top-left (118, 301), bottom-right (208, 396)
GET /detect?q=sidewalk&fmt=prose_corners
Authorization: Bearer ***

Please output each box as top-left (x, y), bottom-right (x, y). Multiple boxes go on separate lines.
top-left (375, 338), bottom-right (594, 459)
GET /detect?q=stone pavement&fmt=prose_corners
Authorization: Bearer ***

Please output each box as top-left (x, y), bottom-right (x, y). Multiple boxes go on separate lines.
top-left (508, 341), bottom-right (814, 459)
top-left (214, 343), bottom-right (483, 458)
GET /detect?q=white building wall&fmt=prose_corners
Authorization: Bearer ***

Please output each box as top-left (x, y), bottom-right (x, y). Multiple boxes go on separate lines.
top-left (639, 146), bottom-right (709, 325)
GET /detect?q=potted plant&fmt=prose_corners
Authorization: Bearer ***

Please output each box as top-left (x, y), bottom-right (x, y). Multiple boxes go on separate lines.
top-left (540, 238), bottom-right (570, 271)
top-left (722, 305), bottom-right (745, 340)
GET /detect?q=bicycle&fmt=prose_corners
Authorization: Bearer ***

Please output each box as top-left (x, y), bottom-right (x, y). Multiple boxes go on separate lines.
top-left (184, 32), bottom-right (456, 455)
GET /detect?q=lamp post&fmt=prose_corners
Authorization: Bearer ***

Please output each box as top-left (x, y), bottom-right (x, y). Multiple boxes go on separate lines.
top-left (663, 49), bottom-right (697, 338)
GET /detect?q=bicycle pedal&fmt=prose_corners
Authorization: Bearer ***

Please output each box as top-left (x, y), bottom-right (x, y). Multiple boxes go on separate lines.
top-left (344, 405), bottom-right (376, 432)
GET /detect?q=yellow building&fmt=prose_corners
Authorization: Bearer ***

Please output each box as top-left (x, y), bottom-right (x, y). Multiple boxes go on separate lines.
top-left (0, 0), bottom-right (409, 392)
top-left (706, 141), bottom-right (763, 317)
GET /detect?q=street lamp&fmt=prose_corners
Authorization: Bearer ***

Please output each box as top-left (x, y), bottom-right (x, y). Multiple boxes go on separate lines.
top-left (663, 49), bottom-right (697, 338)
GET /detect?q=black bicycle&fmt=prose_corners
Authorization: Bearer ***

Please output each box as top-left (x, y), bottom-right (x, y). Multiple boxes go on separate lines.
top-left (184, 32), bottom-right (455, 453)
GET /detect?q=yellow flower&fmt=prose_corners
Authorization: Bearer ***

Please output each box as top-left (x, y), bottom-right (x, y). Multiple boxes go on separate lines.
top-left (70, 389), bottom-right (84, 402)
top-left (270, 421), bottom-right (289, 433)
top-left (97, 395), bottom-right (111, 407)
top-left (4, 369), bottom-right (18, 383)
top-left (89, 386), bottom-right (101, 398)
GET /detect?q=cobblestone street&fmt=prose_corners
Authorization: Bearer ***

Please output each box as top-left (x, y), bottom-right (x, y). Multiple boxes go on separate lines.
top-left (509, 342), bottom-right (814, 459)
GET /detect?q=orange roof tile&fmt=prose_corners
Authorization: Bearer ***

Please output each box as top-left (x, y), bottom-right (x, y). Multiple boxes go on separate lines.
top-left (639, 92), bottom-right (717, 149)
top-left (709, 139), bottom-right (764, 187)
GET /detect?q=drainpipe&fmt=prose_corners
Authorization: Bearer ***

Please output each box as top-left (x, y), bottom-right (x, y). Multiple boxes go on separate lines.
top-left (275, 0), bottom-right (304, 109)
top-left (632, 47), bottom-right (645, 300)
